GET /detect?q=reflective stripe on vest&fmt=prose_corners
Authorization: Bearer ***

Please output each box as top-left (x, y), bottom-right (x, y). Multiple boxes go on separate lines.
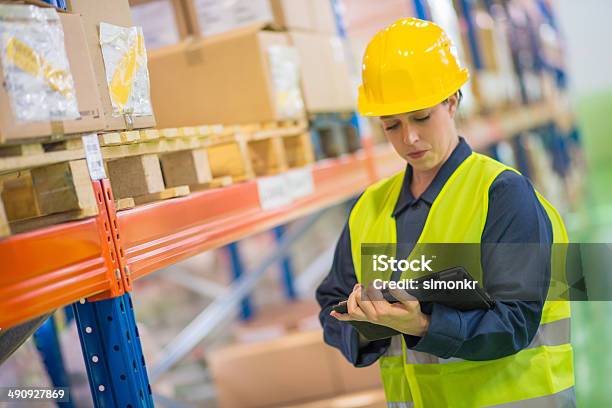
top-left (405, 317), bottom-right (571, 365)
top-left (492, 386), bottom-right (576, 408)
top-left (387, 403), bottom-right (415, 408)
top-left (349, 152), bottom-right (575, 407)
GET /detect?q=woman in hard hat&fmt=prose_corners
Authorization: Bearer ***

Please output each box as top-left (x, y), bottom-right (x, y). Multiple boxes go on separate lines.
top-left (316, 18), bottom-right (574, 407)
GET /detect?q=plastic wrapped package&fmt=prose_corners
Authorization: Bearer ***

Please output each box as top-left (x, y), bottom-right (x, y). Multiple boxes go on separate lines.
top-left (0, 5), bottom-right (78, 123)
top-left (267, 45), bottom-right (304, 119)
top-left (99, 22), bottom-right (153, 119)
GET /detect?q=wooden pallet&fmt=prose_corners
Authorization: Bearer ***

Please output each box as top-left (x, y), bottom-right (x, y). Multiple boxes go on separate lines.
top-left (0, 159), bottom-right (98, 238)
top-left (209, 119), bottom-right (313, 178)
top-left (100, 128), bottom-right (239, 210)
top-left (205, 132), bottom-right (254, 181)
top-left (101, 129), bottom-right (201, 208)
top-left (0, 137), bottom-right (85, 174)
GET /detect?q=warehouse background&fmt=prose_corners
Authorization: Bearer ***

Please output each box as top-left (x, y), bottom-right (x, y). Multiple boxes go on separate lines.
top-left (0, 0), bottom-right (611, 407)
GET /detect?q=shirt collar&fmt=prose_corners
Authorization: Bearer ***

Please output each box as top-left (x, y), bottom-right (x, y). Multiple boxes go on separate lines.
top-left (393, 137), bottom-right (473, 217)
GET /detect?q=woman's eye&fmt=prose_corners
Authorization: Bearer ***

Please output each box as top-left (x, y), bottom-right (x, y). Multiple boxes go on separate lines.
top-left (414, 115), bottom-right (430, 122)
top-left (384, 123), bottom-right (400, 131)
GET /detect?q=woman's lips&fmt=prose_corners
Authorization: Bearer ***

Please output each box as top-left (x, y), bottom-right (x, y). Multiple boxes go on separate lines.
top-left (407, 150), bottom-right (427, 159)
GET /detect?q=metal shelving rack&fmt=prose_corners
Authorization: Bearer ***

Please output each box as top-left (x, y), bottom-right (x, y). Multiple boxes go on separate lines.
top-left (0, 145), bottom-right (395, 329)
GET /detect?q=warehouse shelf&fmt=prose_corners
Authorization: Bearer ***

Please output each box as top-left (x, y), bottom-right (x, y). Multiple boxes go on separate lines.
top-left (0, 101), bottom-right (564, 331)
top-left (463, 101), bottom-right (559, 150)
top-left (118, 152), bottom-right (373, 280)
top-left (0, 152), bottom-right (374, 330)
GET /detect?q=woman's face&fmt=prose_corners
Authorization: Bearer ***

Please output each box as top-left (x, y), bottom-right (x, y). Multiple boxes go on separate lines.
top-left (379, 95), bottom-right (459, 172)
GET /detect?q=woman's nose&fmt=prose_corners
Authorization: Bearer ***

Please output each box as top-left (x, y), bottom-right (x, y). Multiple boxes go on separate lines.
top-left (403, 127), bottom-right (419, 145)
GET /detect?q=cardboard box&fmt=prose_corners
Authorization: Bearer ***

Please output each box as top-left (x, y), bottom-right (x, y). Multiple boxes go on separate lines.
top-left (0, 10), bottom-right (104, 142)
top-left (289, 31), bottom-right (355, 113)
top-left (187, 0), bottom-right (336, 37)
top-left (208, 330), bottom-right (340, 408)
top-left (233, 300), bottom-right (320, 343)
top-left (147, 27), bottom-right (305, 127)
top-left (309, 0), bottom-right (337, 34)
top-left (210, 323), bottom-right (384, 408)
top-left (66, 0), bottom-right (156, 130)
top-left (271, 0), bottom-right (337, 34)
top-left (129, 0), bottom-right (190, 49)
top-left (281, 389), bottom-right (387, 408)
top-left (329, 347), bottom-right (382, 393)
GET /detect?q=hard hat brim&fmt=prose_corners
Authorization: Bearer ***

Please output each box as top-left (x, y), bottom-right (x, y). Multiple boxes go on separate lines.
top-left (357, 70), bottom-right (469, 117)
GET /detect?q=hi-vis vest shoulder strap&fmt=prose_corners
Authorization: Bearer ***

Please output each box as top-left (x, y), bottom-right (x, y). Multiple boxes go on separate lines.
top-left (348, 153), bottom-right (575, 408)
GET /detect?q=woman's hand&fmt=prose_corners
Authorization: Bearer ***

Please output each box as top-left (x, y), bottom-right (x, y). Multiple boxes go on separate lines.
top-left (330, 283), bottom-right (431, 337)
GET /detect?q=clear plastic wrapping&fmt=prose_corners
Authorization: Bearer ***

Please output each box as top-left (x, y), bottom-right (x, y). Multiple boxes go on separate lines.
top-left (267, 45), bottom-right (304, 119)
top-left (99, 22), bottom-right (153, 118)
top-left (0, 4), bottom-right (78, 123)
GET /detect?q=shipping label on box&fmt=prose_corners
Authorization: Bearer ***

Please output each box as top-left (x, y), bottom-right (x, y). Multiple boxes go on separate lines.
top-left (99, 22), bottom-right (153, 119)
top-left (194, 0), bottom-right (273, 37)
top-left (267, 45), bottom-right (304, 119)
top-left (0, 5), bottom-right (78, 123)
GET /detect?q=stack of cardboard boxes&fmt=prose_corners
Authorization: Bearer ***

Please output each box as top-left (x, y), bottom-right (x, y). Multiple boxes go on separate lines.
top-left (0, 0), bottom-right (155, 236)
top-left (0, 4), bottom-right (100, 142)
top-left (0, 0), bottom-right (155, 142)
top-left (138, 0), bottom-right (356, 128)
top-left (0, 0), bottom-right (156, 141)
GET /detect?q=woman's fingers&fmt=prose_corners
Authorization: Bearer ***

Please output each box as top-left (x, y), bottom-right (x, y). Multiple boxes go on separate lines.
top-left (330, 283), bottom-right (394, 323)
top-left (330, 309), bottom-right (350, 321)
top-left (388, 287), bottom-right (418, 304)
top-left (347, 284), bottom-right (367, 321)
top-left (355, 285), bottom-right (379, 321)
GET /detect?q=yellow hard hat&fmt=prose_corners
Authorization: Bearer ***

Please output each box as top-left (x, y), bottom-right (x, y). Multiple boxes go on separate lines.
top-left (358, 18), bottom-right (469, 117)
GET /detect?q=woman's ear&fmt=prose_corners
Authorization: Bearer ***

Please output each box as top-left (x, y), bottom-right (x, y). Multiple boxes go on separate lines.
top-left (447, 93), bottom-right (459, 118)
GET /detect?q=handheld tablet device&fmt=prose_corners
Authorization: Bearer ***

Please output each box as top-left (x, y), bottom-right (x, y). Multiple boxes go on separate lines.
top-left (332, 266), bottom-right (494, 340)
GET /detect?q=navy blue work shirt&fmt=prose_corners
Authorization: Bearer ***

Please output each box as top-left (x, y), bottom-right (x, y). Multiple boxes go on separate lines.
top-left (315, 137), bottom-right (553, 366)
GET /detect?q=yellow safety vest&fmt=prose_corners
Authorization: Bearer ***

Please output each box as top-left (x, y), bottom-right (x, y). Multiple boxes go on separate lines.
top-left (348, 152), bottom-right (575, 407)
